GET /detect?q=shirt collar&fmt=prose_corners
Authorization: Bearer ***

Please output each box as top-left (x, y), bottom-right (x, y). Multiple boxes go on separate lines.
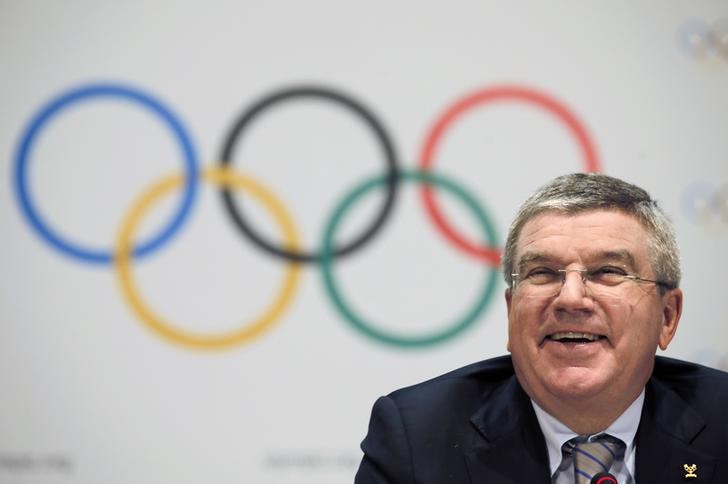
top-left (531, 389), bottom-right (645, 478)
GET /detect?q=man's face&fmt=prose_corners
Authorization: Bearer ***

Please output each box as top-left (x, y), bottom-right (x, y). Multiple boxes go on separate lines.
top-left (506, 210), bottom-right (682, 410)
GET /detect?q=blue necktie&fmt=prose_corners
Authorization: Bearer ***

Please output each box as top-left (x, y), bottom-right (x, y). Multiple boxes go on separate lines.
top-left (566, 435), bottom-right (625, 484)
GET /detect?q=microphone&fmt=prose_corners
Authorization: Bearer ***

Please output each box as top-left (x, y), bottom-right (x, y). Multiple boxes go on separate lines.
top-left (590, 472), bottom-right (618, 484)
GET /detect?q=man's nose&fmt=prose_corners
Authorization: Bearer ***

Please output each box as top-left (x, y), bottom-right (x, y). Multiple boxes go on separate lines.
top-left (554, 270), bottom-right (594, 311)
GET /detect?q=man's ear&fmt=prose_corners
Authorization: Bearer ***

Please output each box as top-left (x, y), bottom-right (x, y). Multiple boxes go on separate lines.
top-left (658, 288), bottom-right (682, 350)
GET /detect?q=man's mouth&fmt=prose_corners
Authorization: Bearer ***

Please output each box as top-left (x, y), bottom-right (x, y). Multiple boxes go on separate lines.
top-left (546, 332), bottom-right (606, 343)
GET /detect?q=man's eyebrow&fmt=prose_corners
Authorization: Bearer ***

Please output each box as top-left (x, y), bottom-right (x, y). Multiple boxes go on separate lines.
top-left (515, 252), bottom-right (554, 272)
top-left (515, 250), bottom-right (638, 272)
top-left (593, 250), bottom-right (637, 269)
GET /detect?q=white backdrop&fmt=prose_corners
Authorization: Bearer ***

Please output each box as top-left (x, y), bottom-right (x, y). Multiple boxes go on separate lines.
top-left (1, 1), bottom-right (727, 483)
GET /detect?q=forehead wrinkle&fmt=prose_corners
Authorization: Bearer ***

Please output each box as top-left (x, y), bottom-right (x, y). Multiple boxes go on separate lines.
top-left (516, 249), bottom-right (638, 272)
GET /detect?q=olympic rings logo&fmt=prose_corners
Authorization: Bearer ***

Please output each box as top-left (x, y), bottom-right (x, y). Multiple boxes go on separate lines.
top-left (12, 81), bottom-right (600, 350)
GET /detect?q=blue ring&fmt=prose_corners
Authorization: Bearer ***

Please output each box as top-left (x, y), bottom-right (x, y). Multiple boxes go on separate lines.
top-left (12, 82), bottom-right (199, 264)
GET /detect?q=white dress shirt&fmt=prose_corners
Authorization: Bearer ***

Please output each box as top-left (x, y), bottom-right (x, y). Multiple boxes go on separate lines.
top-left (531, 389), bottom-right (644, 484)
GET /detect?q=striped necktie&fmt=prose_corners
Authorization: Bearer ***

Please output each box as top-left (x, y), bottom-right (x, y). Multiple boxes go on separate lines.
top-left (566, 435), bottom-right (625, 484)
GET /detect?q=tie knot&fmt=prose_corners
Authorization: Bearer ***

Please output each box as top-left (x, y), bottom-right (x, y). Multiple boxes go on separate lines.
top-left (566, 434), bottom-right (625, 484)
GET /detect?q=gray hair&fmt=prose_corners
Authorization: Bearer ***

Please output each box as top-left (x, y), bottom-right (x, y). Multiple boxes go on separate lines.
top-left (502, 173), bottom-right (681, 290)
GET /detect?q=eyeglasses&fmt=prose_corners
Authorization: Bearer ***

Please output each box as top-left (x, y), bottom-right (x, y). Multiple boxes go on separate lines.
top-left (511, 266), bottom-right (671, 298)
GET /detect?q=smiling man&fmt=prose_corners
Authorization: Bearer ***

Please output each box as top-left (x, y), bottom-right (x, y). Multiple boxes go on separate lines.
top-left (355, 173), bottom-right (728, 484)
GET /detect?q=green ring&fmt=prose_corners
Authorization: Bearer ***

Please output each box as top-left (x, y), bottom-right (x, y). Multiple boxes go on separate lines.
top-left (320, 169), bottom-right (499, 348)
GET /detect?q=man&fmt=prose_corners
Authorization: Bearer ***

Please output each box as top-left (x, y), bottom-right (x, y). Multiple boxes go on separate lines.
top-left (355, 173), bottom-right (728, 483)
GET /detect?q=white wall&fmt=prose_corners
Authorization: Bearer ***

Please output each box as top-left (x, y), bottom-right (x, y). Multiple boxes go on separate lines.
top-left (1, 1), bottom-right (727, 483)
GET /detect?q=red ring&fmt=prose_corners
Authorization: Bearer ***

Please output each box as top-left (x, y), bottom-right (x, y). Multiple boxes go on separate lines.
top-left (418, 85), bottom-right (601, 266)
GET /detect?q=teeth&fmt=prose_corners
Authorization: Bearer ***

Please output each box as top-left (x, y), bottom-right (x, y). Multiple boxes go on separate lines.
top-left (550, 332), bottom-right (601, 342)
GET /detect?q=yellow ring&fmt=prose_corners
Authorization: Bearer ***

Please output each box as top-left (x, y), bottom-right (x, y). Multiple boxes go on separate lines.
top-left (114, 166), bottom-right (301, 350)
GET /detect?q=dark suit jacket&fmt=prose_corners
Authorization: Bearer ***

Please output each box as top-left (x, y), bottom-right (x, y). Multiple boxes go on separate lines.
top-left (355, 355), bottom-right (728, 483)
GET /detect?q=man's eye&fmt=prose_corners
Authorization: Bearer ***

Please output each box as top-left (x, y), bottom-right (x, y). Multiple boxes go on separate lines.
top-left (589, 266), bottom-right (629, 285)
top-left (526, 268), bottom-right (558, 279)
top-left (592, 266), bottom-right (627, 276)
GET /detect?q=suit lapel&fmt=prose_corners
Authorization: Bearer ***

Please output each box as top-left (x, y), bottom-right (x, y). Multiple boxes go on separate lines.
top-left (635, 377), bottom-right (716, 483)
top-left (464, 376), bottom-right (551, 484)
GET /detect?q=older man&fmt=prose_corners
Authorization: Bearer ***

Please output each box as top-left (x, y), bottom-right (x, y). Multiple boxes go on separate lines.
top-left (354, 173), bottom-right (728, 484)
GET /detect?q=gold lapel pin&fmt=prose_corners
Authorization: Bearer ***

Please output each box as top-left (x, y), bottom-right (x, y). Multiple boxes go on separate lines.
top-left (683, 463), bottom-right (697, 478)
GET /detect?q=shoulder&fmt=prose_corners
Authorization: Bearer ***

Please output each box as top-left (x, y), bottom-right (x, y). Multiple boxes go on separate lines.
top-left (356, 356), bottom-right (518, 482)
top-left (651, 355), bottom-right (728, 409)
top-left (365, 355), bottom-right (519, 451)
top-left (385, 355), bottom-right (516, 414)
top-left (652, 356), bottom-right (728, 390)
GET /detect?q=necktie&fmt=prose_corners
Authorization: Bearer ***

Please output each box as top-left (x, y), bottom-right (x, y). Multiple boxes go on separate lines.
top-left (566, 435), bottom-right (625, 484)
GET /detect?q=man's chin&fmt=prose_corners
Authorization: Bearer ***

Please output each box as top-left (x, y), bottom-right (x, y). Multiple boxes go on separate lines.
top-left (542, 367), bottom-right (611, 400)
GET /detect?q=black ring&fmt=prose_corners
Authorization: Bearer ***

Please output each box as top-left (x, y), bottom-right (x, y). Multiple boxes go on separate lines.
top-left (218, 85), bottom-right (400, 263)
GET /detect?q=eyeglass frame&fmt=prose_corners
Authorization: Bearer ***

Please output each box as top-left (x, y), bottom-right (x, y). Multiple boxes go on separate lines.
top-left (510, 267), bottom-right (674, 296)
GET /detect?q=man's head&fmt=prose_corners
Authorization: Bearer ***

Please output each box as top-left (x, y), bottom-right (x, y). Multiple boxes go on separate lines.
top-left (503, 173), bottom-right (683, 432)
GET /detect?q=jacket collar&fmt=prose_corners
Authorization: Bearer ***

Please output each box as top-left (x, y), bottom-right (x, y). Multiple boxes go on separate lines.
top-left (635, 375), bottom-right (715, 483)
top-left (464, 375), bottom-right (552, 484)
